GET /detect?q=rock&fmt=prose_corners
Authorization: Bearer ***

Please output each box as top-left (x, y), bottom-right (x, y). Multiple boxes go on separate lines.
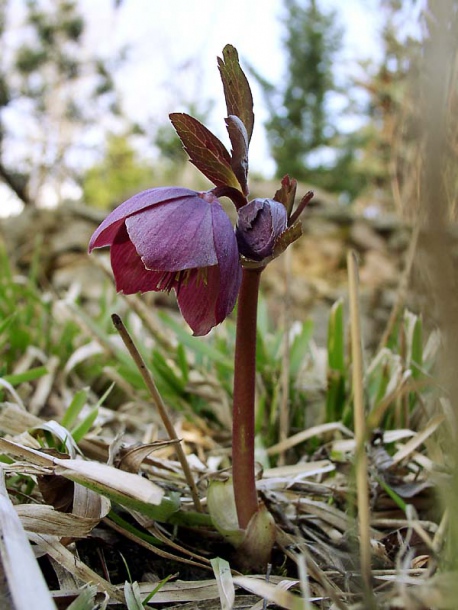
top-left (350, 220), bottom-right (387, 252)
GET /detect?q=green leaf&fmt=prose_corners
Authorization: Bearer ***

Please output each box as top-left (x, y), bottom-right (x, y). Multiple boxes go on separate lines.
top-left (108, 510), bottom-right (163, 545)
top-left (142, 574), bottom-right (174, 605)
top-left (404, 311), bottom-right (423, 379)
top-left (66, 585), bottom-right (97, 610)
top-left (61, 388), bottom-right (88, 429)
top-left (217, 44), bottom-right (254, 142)
top-left (176, 344), bottom-right (189, 383)
top-left (31, 420), bottom-right (79, 456)
top-left (255, 328), bottom-right (269, 370)
top-left (2, 366), bottom-right (48, 386)
top-left (169, 112), bottom-right (241, 190)
top-left (289, 320), bottom-right (314, 377)
top-left (256, 296), bottom-right (270, 336)
top-left (0, 312), bottom-right (16, 336)
top-left (157, 311), bottom-right (233, 371)
top-left (328, 299), bottom-right (345, 372)
top-left (326, 299), bottom-right (346, 422)
top-left (151, 349), bottom-right (185, 395)
top-left (375, 475), bottom-right (407, 512)
top-left (207, 479), bottom-right (243, 546)
top-left (71, 406), bottom-right (99, 443)
top-left (124, 581), bottom-right (144, 610)
top-left (211, 557), bottom-right (235, 610)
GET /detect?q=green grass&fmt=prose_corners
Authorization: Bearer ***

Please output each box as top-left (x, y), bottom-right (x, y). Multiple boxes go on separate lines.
top-left (0, 237), bottom-right (450, 608)
top-left (0, 239), bottom-right (436, 463)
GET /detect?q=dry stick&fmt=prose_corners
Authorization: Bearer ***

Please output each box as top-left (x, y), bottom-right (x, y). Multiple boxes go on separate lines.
top-left (111, 313), bottom-right (203, 513)
top-left (347, 251), bottom-right (375, 607)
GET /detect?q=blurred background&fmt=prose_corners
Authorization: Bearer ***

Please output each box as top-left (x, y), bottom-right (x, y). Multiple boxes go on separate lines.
top-left (3, 0), bottom-right (457, 354)
top-left (0, 0), bottom-right (431, 217)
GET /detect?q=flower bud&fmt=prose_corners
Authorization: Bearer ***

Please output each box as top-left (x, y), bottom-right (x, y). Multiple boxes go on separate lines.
top-left (236, 198), bottom-right (287, 262)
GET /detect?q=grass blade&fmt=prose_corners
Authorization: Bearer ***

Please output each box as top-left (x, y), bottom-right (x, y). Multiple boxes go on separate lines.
top-left (0, 467), bottom-right (56, 610)
top-left (326, 299), bottom-right (346, 422)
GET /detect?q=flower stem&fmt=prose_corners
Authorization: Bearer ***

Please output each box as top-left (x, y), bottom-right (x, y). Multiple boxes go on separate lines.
top-left (232, 266), bottom-right (263, 529)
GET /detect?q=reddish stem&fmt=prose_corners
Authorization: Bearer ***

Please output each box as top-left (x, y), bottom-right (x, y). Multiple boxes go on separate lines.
top-left (232, 266), bottom-right (263, 529)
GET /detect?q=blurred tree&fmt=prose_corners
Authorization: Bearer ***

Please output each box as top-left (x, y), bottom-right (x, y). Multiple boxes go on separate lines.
top-left (252, 0), bottom-right (367, 197)
top-left (269, 0), bottom-right (341, 176)
top-left (81, 132), bottom-right (153, 209)
top-left (0, 0), bottom-right (127, 206)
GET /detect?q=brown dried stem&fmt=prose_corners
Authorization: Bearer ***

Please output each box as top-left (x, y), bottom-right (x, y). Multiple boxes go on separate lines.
top-left (111, 314), bottom-right (202, 512)
top-left (347, 251), bottom-right (375, 607)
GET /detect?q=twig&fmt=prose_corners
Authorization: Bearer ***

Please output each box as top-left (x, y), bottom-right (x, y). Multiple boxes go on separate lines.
top-left (347, 250), bottom-right (375, 607)
top-left (111, 313), bottom-right (203, 512)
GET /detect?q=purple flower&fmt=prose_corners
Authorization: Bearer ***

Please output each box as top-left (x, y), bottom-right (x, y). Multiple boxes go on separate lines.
top-left (236, 198), bottom-right (288, 262)
top-left (89, 187), bottom-right (242, 336)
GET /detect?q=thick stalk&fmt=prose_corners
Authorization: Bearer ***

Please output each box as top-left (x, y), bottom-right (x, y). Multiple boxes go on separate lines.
top-left (232, 266), bottom-right (262, 529)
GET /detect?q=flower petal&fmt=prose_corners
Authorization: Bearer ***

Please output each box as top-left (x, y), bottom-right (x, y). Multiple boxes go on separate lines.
top-left (176, 266), bottom-right (222, 336)
top-left (125, 195), bottom-right (217, 272)
top-left (211, 202), bottom-right (243, 323)
top-left (176, 204), bottom-right (242, 335)
top-left (110, 225), bottom-right (169, 294)
top-left (88, 187), bottom-right (196, 251)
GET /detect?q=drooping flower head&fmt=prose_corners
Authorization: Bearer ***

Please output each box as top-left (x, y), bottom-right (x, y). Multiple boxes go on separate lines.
top-left (89, 187), bottom-right (242, 336)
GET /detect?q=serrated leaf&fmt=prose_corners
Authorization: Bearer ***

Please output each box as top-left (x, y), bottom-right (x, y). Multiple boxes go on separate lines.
top-left (225, 115), bottom-right (249, 195)
top-left (217, 44), bottom-right (254, 142)
top-left (169, 112), bottom-right (241, 190)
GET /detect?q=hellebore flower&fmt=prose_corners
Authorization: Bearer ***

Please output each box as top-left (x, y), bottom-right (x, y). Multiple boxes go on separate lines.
top-left (236, 198), bottom-right (288, 262)
top-left (89, 186), bottom-right (242, 336)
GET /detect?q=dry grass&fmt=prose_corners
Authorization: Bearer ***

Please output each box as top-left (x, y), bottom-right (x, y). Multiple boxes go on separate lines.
top-left (0, 268), bottom-right (448, 608)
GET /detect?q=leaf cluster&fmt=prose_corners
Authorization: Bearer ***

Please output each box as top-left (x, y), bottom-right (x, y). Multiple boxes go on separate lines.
top-left (170, 44), bottom-right (254, 200)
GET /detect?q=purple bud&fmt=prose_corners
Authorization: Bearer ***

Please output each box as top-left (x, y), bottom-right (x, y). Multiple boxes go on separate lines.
top-left (236, 198), bottom-right (288, 262)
